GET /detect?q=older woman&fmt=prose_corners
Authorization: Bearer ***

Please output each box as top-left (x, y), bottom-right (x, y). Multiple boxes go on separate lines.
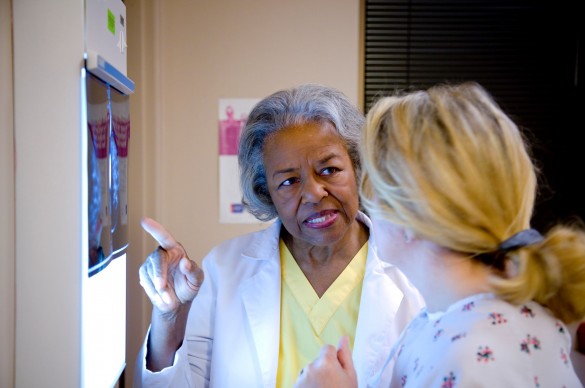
top-left (134, 84), bottom-right (424, 387)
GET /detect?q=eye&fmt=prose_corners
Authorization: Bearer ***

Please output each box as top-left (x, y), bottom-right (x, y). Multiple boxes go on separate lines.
top-left (320, 167), bottom-right (340, 176)
top-left (278, 176), bottom-right (300, 188)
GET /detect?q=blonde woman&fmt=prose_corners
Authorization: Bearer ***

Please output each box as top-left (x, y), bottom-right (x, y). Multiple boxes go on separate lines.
top-left (295, 82), bottom-right (585, 387)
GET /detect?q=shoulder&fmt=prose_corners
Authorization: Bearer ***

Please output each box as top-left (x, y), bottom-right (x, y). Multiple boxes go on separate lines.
top-left (208, 220), bottom-right (280, 255)
top-left (202, 220), bottom-right (281, 271)
top-left (419, 298), bottom-right (575, 385)
top-left (436, 298), bottom-right (566, 347)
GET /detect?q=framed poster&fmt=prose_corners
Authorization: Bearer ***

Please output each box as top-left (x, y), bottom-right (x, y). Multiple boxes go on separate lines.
top-left (218, 98), bottom-right (261, 224)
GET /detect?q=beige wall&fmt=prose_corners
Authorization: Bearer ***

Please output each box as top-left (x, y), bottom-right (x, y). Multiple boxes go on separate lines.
top-left (126, 0), bottom-right (361, 262)
top-left (124, 1), bottom-right (361, 386)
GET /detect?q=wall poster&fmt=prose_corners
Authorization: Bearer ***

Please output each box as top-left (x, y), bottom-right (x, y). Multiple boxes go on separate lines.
top-left (218, 98), bottom-right (262, 224)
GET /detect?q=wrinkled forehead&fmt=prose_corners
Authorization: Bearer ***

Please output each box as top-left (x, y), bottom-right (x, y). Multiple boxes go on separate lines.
top-left (265, 118), bottom-right (343, 149)
top-left (265, 121), bottom-right (344, 152)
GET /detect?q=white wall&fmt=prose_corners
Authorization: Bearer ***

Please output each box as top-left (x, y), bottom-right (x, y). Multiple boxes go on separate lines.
top-left (12, 1), bottom-right (85, 386)
top-left (1, 0), bottom-right (15, 386)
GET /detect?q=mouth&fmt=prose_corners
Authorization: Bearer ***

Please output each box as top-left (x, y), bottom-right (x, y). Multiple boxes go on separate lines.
top-left (303, 210), bottom-right (338, 229)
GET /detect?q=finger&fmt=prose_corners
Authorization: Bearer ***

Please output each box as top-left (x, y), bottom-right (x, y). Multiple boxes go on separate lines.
top-left (140, 258), bottom-right (172, 304)
top-left (145, 246), bottom-right (169, 291)
top-left (180, 258), bottom-right (204, 291)
top-left (139, 264), bottom-right (164, 306)
top-left (318, 344), bottom-right (336, 359)
top-left (141, 216), bottom-right (180, 251)
top-left (336, 336), bottom-right (354, 371)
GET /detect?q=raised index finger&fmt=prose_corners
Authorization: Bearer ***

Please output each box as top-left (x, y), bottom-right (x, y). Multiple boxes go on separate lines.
top-left (141, 216), bottom-right (180, 250)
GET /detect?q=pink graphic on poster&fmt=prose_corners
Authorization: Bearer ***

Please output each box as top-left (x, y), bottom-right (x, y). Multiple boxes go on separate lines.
top-left (218, 98), bottom-right (263, 224)
top-left (219, 105), bottom-right (247, 155)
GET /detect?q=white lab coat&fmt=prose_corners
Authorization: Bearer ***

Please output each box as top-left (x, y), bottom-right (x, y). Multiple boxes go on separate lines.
top-left (135, 212), bottom-right (425, 388)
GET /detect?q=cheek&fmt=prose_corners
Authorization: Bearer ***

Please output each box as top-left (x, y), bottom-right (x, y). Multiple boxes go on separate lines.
top-left (271, 196), bottom-right (294, 222)
top-left (338, 180), bottom-right (360, 214)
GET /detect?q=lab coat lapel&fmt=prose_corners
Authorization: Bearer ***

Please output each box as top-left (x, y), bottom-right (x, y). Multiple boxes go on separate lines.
top-left (353, 248), bottom-right (405, 387)
top-left (240, 222), bottom-right (282, 388)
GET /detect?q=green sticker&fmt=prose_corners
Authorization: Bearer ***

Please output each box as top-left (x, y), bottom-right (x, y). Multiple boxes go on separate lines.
top-left (107, 9), bottom-right (115, 35)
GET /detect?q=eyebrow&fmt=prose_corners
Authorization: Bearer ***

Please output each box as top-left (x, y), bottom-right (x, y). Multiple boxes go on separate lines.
top-left (271, 153), bottom-right (340, 179)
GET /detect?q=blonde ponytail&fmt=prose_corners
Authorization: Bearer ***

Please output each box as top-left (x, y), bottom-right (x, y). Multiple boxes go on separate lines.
top-left (489, 225), bottom-right (585, 324)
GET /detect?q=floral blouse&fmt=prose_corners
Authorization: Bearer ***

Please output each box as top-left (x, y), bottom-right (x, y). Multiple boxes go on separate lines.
top-left (384, 293), bottom-right (582, 387)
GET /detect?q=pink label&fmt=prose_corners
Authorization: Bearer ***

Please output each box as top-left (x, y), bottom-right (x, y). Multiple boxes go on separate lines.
top-left (88, 114), bottom-right (110, 159)
top-left (112, 116), bottom-right (130, 157)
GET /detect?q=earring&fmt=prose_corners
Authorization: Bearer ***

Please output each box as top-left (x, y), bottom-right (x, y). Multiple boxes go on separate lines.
top-left (403, 230), bottom-right (412, 243)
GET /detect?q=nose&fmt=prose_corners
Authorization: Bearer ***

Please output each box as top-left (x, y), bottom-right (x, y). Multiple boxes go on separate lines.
top-left (300, 175), bottom-right (328, 204)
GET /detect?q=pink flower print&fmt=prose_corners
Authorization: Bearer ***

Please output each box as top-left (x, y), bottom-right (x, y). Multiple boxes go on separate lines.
top-left (477, 346), bottom-right (494, 362)
top-left (451, 332), bottom-right (466, 342)
top-left (531, 336), bottom-right (541, 350)
top-left (520, 334), bottom-right (541, 354)
top-left (401, 374), bottom-right (407, 387)
top-left (534, 376), bottom-right (540, 387)
top-left (520, 305), bottom-right (535, 318)
top-left (442, 372), bottom-right (456, 388)
top-left (561, 348), bottom-right (569, 365)
top-left (434, 329), bottom-right (444, 341)
top-left (462, 301), bottom-right (475, 311)
top-left (488, 312), bottom-right (508, 325)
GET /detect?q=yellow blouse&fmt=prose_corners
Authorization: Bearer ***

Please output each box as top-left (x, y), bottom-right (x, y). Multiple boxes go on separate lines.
top-left (276, 239), bottom-right (368, 388)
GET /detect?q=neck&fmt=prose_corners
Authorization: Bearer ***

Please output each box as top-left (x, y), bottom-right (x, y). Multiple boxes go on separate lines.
top-left (404, 242), bottom-right (493, 313)
top-left (282, 219), bottom-right (368, 265)
top-left (281, 220), bottom-right (368, 298)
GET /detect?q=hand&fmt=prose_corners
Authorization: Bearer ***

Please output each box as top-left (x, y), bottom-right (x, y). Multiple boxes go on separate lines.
top-left (294, 336), bottom-right (358, 388)
top-left (138, 217), bottom-right (204, 315)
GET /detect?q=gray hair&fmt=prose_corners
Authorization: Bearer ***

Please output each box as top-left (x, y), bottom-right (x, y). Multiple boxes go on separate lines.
top-left (238, 84), bottom-right (365, 221)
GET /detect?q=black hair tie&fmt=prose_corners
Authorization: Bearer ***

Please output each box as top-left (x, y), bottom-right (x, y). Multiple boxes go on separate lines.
top-left (498, 229), bottom-right (544, 252)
